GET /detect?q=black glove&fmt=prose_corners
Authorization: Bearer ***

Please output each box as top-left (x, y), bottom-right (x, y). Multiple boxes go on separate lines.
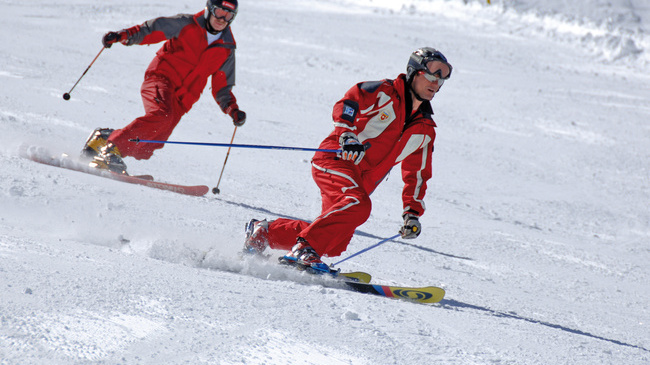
top-left (102, 31), bottom-right (126, 48)
top-left (229, 109), bottom-right (246, 127)
top-left (399, 213), bottom-right (421, 239)
top-left (339, 132), bottom-right (367, 165)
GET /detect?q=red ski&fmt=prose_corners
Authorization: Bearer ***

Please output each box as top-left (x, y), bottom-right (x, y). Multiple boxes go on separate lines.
top-left (21, 146), bottom-right (209, 197)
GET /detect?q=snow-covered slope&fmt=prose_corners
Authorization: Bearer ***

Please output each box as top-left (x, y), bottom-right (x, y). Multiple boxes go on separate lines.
top-left (348, 0), bottom-right (650, 67)
top-left (1, 0), bottom-right (649, 363)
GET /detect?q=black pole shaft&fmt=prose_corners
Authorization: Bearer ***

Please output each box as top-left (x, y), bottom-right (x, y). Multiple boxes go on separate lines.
top-left (63, 47), bottom-right (105, 100)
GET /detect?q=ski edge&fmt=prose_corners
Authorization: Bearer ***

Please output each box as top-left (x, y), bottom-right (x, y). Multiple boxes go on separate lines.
top-left (21, 146), bottom-right (209, 196)
top-left (338, 271), bottom-right (372, 284)
top-left (108, 172), bottom-right (209, 196)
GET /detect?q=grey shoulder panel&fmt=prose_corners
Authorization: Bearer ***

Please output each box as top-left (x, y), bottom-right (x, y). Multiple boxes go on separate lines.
top-left (357, 80), bottom-right (384, 93)
top-left (129, 14), bottom-right (195, 44)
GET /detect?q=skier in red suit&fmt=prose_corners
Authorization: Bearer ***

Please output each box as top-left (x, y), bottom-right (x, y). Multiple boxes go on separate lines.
top-left (244, 47), bottom-right (453, 271)
top-left (82, 0), bottom-right (245, 174)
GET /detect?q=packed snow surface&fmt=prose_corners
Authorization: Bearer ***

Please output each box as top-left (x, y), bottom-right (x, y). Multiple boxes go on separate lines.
top-left (1, 0), bottom-right (649, 364)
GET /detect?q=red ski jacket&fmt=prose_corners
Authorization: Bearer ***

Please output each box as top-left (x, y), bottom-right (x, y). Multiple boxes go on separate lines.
top-left (314, 74), bottom-right (437, 217)
top-left (119, 11), bottom-right (238, 113)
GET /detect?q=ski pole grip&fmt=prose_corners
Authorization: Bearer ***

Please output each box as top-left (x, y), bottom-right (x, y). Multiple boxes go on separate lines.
top-left (129, 138), bottom-right (141, 144)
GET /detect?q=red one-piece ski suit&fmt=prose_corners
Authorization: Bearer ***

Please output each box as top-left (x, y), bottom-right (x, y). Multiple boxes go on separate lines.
top-left (265, 74), bottom-right (437, 257)
top-left (107, 11), bottom-right (239, 159)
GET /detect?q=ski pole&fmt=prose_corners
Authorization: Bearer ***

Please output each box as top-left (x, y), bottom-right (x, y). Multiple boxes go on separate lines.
top-left (129, 138), bottom-right (342, 153)
top-left (62, 47), bottom-right (105, 101)
top-left (212, 127), bottom-right (238, 194)
top-left (332, 233), bottom-right (401, 267)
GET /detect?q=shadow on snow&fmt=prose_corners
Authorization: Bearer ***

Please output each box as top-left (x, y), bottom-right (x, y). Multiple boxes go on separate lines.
top-left (441, 299), bottom-right (649, 353)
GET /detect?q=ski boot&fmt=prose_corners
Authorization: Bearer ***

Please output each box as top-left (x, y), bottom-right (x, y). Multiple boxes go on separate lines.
top-left (81, 128), bottom-right (114, 161)
top-left (242, 219), bottom-right (270, 255)
top-left (279, 238), bottom-right (333, 274)
top-left (89, 142), bottom-right (128, 175)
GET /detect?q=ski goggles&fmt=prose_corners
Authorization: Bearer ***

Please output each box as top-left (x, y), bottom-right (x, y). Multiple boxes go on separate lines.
top-left (210, 6), bottom-right (236, 22)
top-left (418, 68), bottom-right (451, 86)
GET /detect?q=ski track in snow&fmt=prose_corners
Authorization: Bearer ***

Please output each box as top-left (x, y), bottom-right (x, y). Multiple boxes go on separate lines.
top-left (1, 0), bottom-right (649, 364)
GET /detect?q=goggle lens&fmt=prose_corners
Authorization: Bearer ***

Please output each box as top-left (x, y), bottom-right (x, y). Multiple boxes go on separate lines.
top-left (419, 69), bottom-right (450, 86)
top-left (211, 7), bottom-right (235, 21)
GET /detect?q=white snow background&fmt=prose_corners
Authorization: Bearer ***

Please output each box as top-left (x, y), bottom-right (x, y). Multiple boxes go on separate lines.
top-left (1, 0), bottom-right (649, 364)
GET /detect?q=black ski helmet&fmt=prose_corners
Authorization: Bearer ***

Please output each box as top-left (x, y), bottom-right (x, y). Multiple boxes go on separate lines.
top-left (205, 0), bottom-right (239, 24)
top-left (406, 47), bottom-right (452, 82)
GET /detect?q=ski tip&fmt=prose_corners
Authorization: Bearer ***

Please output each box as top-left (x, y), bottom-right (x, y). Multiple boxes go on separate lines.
top-left (391, 286), bottom-right (445, 303)
top-left (344, 281), bottom-right (445, 303)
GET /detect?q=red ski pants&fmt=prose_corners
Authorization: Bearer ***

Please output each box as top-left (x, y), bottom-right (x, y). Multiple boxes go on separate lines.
top-left (266, 158), bottom-right (372, 257)
top-left (108, 75), bottom-right (185, 160)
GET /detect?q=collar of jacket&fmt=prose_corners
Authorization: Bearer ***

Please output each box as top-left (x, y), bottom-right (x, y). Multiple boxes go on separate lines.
top-left (194, 11), bottom-right (236, 49)
top-left (397, 74), bottom-right (434, 123)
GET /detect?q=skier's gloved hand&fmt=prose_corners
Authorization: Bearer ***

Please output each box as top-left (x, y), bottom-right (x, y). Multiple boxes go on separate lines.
top-left (399, 213), bottom-right (421, 239)
top-left (229, 109), bottom-right (247, 127)
top-left (102, 31), bottom-right (127, 48)
top-left (339, 132), bottom-right (367, 165)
